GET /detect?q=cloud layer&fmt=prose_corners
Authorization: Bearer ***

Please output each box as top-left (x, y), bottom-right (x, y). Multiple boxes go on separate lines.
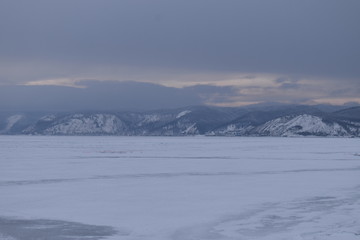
top-left (0, 0), bottom-right (359, 106)
top-left (0, 81), bottom-right (358, 112)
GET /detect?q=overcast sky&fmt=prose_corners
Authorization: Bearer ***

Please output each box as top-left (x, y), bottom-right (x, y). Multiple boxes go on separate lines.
top-left (0, 0), bottom-right (359, 110)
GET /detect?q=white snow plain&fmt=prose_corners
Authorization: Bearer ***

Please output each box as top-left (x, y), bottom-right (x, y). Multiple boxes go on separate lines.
top-left (0, 136), bottom-right (359, 240)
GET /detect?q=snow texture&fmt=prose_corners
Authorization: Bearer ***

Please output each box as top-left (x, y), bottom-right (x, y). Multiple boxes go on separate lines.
top-left (43, 114), bottom-right (126, 135)
top-left (257, 114), bottom-right (348, 136)
top-left (176, 110), bottom-right (191, 119)
top-left (0, 136), bottom-right (359, 240)
top-left (139, 114), bottom-right (161, 124)
top-left (2, 106), bottom-right (360, 136)
top-left (39, 115), bottom-right (56, 122)
top-left (0, 115), bottom-right (23, 133)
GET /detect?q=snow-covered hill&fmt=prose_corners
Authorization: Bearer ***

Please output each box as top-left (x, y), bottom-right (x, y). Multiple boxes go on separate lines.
top-left (255, 114), bottom-right (349, 136)
top-left (1, 105), bottom-right (360, 137)
top-left (43, 114), bottom-right (127, 135)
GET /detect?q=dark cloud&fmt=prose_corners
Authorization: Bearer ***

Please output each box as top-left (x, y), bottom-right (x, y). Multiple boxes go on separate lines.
top-left (330, 87), bottom-right (360, 97)
top-left (184, 85), bottom-right (241, 105)
top-left (0, 80), bottom-right (358, 111)
top-left (279, 83), bottom-right (301, 90)
top-left (275, 77), bottom-right (299, 84)
top-left (0, 0), bottom-right (359, 107)
top-left (185, 85), bottom-right (239, 97)
top-left (0, 81), bottom-right (203, 111)
top-left (1, 0), bottom-right (359, 80)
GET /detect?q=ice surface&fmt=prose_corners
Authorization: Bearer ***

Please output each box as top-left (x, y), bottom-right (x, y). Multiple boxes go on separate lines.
top-left (0, 217), bottom-right (119, 240)
top-left (0, 136), bottom-right (359, 239)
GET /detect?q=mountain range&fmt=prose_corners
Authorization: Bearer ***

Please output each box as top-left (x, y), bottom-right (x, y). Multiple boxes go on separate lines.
top-left (1, 104), bottom-right (360, 137)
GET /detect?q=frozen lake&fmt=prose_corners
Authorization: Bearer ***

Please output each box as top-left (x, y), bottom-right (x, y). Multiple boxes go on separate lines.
top-left (0, 136), bottom-right (359, 240)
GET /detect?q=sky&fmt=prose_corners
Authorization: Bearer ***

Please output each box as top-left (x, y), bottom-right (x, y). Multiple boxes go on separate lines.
top-left (0, 0), bottom-right (359, 110)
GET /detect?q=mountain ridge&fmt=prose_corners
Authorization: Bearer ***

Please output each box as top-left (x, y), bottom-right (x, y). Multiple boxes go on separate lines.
top-left (1, 105), bottom-right (359, 137)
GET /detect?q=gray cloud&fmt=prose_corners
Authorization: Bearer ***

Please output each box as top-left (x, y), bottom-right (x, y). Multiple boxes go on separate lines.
top-left (275, 77), bottom-right (299, 84)
top-left (1, 0), bottom-right (359, 80)
top-left (184, 85), bottom-right (241, 105)
top-left (279, 83), bottom-right (301, 90)
top-left (0, 80), bottom-right (359, 111)
top-left (0, 81), bottom-right (202, 111)
top-left (330, 87), bottom-right (360, 98)
top-left (0, 0), bottom-right (359, 106)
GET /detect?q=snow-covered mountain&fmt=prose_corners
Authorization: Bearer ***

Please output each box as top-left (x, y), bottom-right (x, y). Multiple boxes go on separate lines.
top-left (1, 105), bottom-right (359, 137)
top-left (257, 114), bottom-right (348, 136)
top-left (217, 114), bottom-right (350, 137)
top-left (23, 114), bottom-right (128, 135)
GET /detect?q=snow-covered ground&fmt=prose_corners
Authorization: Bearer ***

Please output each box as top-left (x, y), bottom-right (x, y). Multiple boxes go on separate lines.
top-left (0, 136), bottom-right (359, 240)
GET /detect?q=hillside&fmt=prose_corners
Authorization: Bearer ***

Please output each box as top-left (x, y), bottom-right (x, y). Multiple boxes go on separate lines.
top-left (1, 105), bottom-right (359, 137)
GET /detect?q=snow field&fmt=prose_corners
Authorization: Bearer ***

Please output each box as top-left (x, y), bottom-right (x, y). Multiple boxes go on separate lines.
top-left (0, 136), bottom-right (359, 239)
